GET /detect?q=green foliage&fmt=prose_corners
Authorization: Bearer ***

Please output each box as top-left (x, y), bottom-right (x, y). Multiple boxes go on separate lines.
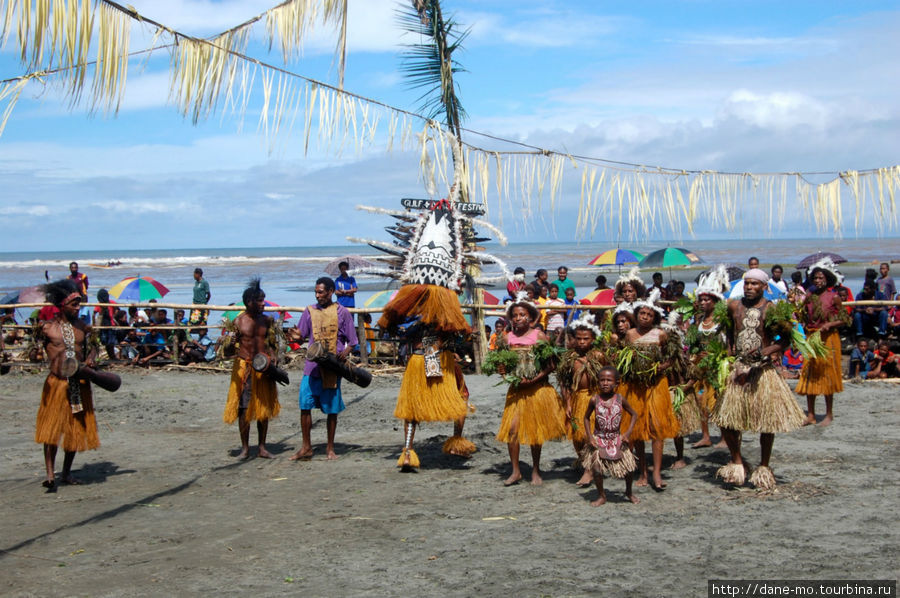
top-left (616, 345), bottom-right (660, 385)
top-left (481, 348), bottom-right (518, 376)
top-left (712, 300), bottom-right (732, 331)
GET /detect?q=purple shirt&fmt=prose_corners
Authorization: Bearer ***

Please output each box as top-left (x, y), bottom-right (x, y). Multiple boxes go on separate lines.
top-left (296, 302), bottom-right (358, 377)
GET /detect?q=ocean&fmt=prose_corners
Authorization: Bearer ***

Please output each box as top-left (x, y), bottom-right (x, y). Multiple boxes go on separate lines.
top-left (1, 238), bottom-right (897, 323)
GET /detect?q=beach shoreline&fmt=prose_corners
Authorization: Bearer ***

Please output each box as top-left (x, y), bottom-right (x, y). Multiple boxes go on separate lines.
top-left (1, 367), bottom-right (897, 596)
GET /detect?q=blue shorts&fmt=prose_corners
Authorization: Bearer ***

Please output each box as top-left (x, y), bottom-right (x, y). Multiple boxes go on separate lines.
top-left (299, 375), bottom-right (345, 414)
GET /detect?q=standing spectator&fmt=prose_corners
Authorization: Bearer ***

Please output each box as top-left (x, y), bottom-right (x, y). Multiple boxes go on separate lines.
top-left (563, 286), bottom-right (579, 326)
top-left (594, 275), bottom-right (609, 290)
top-left (507, 267), bottom-right (528, 299)
top-left (877, 263), bottom-right (896, 300)
top-left (93, 289), bottom-right (117, 360)
top-left (68, 261), bottom-right (88, 299)
top-left (649, 272), bottom-right (670, 300)
top-left (747, 256), bottom-right (760, 269)
top-left (770, 265), bottom-right (787, 295)
top-left (787, 271), bottom-right (807, 303)
top-left (554, 266), bottom-right (576, 299)
top-left (530, 268), bottom-right (550, 298)
top-left (544, 283), bottom-right (566, 345)
top-left (334, 261), bottom-right (358, 316)
top-left (853, 282), bottom-right (888, 339)
top-left (190, 268), bottom-right (211, 325)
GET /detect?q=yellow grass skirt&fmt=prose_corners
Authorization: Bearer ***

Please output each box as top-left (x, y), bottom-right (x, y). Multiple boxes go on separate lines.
top-left (713, 365), bottom-right (805, 433)
top-left (674, 388), bottom-right (703, 435)
top-left (35, 374), bottom-right (99, 452)
top-left (796, 329), bottom-right (843, 395)
top-left (224, 357), bottom-right (280, 424)
top-left (618, 379), bottom-right (679, 442)
top-left (569, 388), bottom-right (595, 443)
top-left (697, 382), bottom-right (717, 413)
top-left (497, 382), bottom-right (568, 445)
top-left (394, 352), bottom-right (467, 422)
top-left (579, 443), bottom-right (637, 478)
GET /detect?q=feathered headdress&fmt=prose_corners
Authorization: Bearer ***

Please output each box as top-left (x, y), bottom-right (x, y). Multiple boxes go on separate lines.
top-left (695, 264), bottom-right (730, 301)
top-left (615, 266), bottom-right (647, 297)
top-left (632, 287), bottom-right (666, 318)
top-left (567, 311), bottom-right (602, 338)
top-left (806, 256), bottom-right (844, 286)
top-left (505, 290), bottom-right (539, 324)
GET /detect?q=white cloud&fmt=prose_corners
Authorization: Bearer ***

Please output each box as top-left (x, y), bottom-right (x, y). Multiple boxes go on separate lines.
top-left (717, 89), bottom-right (829, 130)
top-left (0, 205), bottom-right (51, 217)
top-left (89, 200), bottom-right (195, 214)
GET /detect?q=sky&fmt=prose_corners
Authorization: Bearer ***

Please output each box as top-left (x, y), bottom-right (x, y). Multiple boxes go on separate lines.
top-left (0, 0), bottom-right (898, 251)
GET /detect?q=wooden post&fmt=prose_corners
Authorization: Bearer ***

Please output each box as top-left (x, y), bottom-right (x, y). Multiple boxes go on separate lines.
top-left (472, 289), bottom-right (486, 374)
top-left (356, 316), bottom-right (368, 365)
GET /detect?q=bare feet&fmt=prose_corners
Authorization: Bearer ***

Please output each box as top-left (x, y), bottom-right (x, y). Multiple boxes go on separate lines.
top-left (42, 479), bottom-right (57, 493)
top-left (713, 440), bottom-right (727, 449)
top-left (692, 438), bottom-right (712, 448)
top-left (325, 450), bottom-right (339, 460)
top-left (237, 448), bottom-right (250, 460)
top-left (257, 447), bottom-right (274, 459)
top-left (801, 414), bottom-right (817, 426)
top-left (530, 472), bottom-right (543, 486)
top-left (635, 475), bottom-right (649, 487)
top-left (818, 415), bottom-right (833, 427)
top-left (590, 492), bottom-right (607, 507)
top-left (503, 472), bottom-right (522, 486)
top-left (289, 447), bottom-right (314, 461)
top-left (61, 475), bottom-right (82, 485)
top-left (626, 493), bottom-right (640, 504)
top-left (575, 472), bottom-right (593, 487)
top-left (652, 474), bottom-right (667, 491)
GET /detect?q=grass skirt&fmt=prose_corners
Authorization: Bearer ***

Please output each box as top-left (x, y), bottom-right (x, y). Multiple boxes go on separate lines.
top-left (569, 388), bottom-right (595, 443)
top-left (674, 388), bottom-right (703, 435)
top-left (394, 352), bottom-right (467, 422)
top-left (35, 374), bottom-right (99, 452)
top-left (796, 328), bottom-right (843, 395)
top-left (224, 357), bottom-right (280, 424)
top-left (697, 382), bottom-right (717, 413)
top-left (497, 382), bottom-right (568, 445)
top-left (713, 365), bottom-right (805, 433)
top-left (618, 379), bottom-right (679, 442)
top-left (579, 443), bottom-right (637, 478)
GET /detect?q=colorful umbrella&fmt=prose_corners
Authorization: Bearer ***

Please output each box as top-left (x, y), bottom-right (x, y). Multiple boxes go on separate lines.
top-left (363, 289), bottom-right (397, 309)
top-left (579, 288), bottom-right (616, 306)
top-left (796, 251), bottom-right (847, 269)
top-left (638, 247), bottom-right (703, 269)
top-left (108, 276), bottom-right (169, 302)
top-left (221, 300), bottom-right (292, 321)
top-left (588, 249), bottom-right (644, 266)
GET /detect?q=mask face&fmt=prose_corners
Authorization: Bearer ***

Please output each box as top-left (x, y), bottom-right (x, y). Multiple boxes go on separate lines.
top-left (409, 206), bottom-right (459, 288)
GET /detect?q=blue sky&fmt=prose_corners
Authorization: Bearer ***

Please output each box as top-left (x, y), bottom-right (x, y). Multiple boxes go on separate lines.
top-left (1, 0), bottom-right (898, 251)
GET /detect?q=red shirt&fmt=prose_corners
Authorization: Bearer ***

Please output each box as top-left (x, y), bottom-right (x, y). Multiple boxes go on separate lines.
top-left (69, 272), bottom-right (89, 296)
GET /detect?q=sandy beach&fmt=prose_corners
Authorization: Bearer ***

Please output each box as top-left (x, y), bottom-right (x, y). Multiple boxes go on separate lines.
top-left (1, 365), bottom-right (898, 597)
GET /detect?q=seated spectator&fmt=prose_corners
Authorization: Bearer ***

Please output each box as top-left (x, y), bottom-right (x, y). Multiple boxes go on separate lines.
top-left (171, 308), bottom-right (190, 344)
top-left (128, 305), bottom-right (150, 327)
top-left (887, 306), bottom-right (900, 337)
top-left (1, 308), bottom-right (24, 345)
top-left (120, 328), bottom-right (141, 361)
top-left (853, 282), bottom-right (888, 339)
top-left (134, 315), bottom-right (171, 366)
top-left (869, 341), bottom-right (899, 379)
top-left (781, 346), bottom-right (804, 379)
top-left (836, 287), bottom-right (853, 317)
top-left (848, 338), bottom-right (876, 380)
top-left (179, 328), bottom-right (216, 365)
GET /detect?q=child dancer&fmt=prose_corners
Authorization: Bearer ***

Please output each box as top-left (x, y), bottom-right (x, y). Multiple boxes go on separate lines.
top-left (556, 313), bottom-right (608, 486)
top-left (496, 296), bottom-right (568, 486)
top-left (581, 366), bottom-right (639, 505)
top-left (618, 296), bottom-right (680, 490)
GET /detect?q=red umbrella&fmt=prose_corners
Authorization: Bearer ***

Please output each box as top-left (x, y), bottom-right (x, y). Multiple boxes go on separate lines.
top-left (580, 288), bottom-right (616, 306)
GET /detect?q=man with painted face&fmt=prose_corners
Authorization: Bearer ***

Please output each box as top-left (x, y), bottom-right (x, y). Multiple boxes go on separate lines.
top-left (712, 269), bottom-right (805, 491)
top-left (223, 278), bottom-right (281, 460)
top-left (34, 279), bottom-right (100, 492)
top-left (289, 276), bottom-right (358, 461)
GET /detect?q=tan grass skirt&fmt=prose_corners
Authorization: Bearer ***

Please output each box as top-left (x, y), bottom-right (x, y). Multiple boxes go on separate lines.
top-left (579, 443), bottom-right (637, 478)
top-left (569, 388), bottom-right (595, 443)
top-left (795, 328), bottom-right (843, 395)
top-left (713, 365), bottom-right (805, 433)
top-left (674, 388), bottom-right (703, 435)
top-left (394, 352), bottom-right (468, 422)
top-left (35, 374), bottom-right (99, 452)
top-left (497, 382), bottom-right (568, 445)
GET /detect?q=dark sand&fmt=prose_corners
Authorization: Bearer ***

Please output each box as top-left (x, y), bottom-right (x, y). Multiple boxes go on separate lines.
top-left (1, 367), bottom-right (898, 597)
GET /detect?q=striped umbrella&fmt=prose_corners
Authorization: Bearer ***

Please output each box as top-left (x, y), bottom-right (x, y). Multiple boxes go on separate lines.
top-left (108, 276), bottom-right (169, 302)
top-left (638, 247), bottom-right (703, 269)
top-left (588, 248), bottom-right (644, 266)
